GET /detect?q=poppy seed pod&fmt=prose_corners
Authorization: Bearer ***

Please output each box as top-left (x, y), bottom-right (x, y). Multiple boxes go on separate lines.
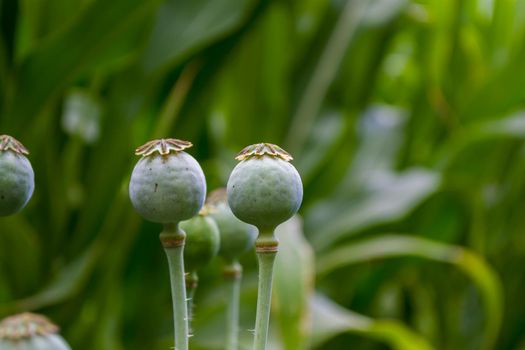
top-left (227, 143), bottom-right (303, 231)
top-left (207, 188), bottom-right (257, 262)
top-left (0, 313), bottom-right (71, 350)
top-left (0, 135), bottom-right (35, 216)
top-left (129, 139), bottom-right (206, 224)
top-left (180, 211), bottom-right (220, 272)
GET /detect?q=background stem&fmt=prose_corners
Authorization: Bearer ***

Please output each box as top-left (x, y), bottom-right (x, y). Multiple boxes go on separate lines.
top-left (161, 224), bottom-right (189, 350)
top-left (285, 0), bottom-right (366, 154)
top-left (224, 261), bottom-right (242, 350)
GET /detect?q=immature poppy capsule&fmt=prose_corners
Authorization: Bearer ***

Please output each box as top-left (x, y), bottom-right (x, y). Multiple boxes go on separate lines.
top-left (207, 188), bottom-right (257, 262)
top-left (226, 143), bottom-right (303, 231)
top-left (129, 138), bottom-right (206, 224)
top-left (0, 312), bottom-right (71, 350)
top-left (0, 135), bottom-right (35, 216)
top-left (180, 209), bottom-right (220, 272)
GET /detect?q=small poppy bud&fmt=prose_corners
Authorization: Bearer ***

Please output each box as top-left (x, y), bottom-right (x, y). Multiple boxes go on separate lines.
top-left (207, 188), bottom-right (257, 262)
top-left (180, 211), bottom-right (220, 272)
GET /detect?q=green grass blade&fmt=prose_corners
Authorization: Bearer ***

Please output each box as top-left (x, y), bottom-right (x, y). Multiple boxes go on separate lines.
top-left (311, 293), bottom-right (435, 350)
top-left (317, 234), bottom-right (503, 350)
top-left (273, 217), bottom-right (315, 350)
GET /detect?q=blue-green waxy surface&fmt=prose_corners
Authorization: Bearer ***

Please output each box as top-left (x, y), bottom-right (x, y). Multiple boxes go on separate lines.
top-left (210, 201), bottom-right (257, 262)
top-left (180, 215), bottom-right (220, 272)
top-left (0, 151), bottom-right (34, 216)
top-left (129, 152), bottom-right (206, 224)
top-left (227, 157), bottom-right (303, 231)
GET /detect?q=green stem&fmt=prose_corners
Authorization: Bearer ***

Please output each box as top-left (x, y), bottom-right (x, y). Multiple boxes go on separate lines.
top-left (253, 230), bottom-right (278, 350)
top-left (186, 271), bottom-right (199, 327)
top-left (285, 0), bottom-right (366, 154)
top-left (160, 223), bottom-right (189, 350)
top-left (224, 261), bottom-right (242, 350)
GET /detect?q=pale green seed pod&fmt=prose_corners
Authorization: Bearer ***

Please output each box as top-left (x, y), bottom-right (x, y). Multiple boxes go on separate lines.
top-left (129, 139), bottom-right (206, 224)
top-left (227, 143), bottom-right (303, 231)
top-left (0, 135), bottom-right (34, 216)
top-left (207, 188), bottom-right (257, 262)
top-left (180, 211), bottom-right (220, 272)
top-left (0, 313), bottom-right (71, 350)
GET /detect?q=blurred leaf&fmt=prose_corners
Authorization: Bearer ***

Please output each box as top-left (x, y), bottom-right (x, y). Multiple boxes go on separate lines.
top-left (141, 0), bottom-right (257, 74)
top-left (316, 234), bottom-right (503, 350)
top-left (311, 293), bottom-right (434, 350)
top-left (362, 0), bottom-right (408, 28)
top-left (273, 217), bottom-right (315, 350)
top-left (308, 169), bottom-right (440, 250)
top-left (349, 104), bottom-right (407, 180)
top-left (489, 0), bottom-right (515, 67)
top-left (15, 0), bottom-right (94, 60)
top-left (152, 62), bottom-right (201, 139)
top-left (0, 216), bottom-right (41, 296)
top-left (438, 111), bottom-right (525, 167)
top-left (0, 239), bottom-right (101, 314)
top-left (286, 0), bottom-right (367, 154)
top-left (297, 113), bottom-right (347, 184)
top-left (424, 0), bottom-right (456, 89)
top-left (8, 0), bottom-right (163, 126)
top-left (209, 1), bottom-right (294, 152)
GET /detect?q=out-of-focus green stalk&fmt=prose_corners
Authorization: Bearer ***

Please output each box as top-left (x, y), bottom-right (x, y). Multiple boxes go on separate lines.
top-left (286, 0), bottom-right (366, 154)
top-left (224, 261), bottom-right (242, 350)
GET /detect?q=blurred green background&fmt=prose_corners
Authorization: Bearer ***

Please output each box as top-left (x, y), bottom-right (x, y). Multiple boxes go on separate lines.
top-left (2, 0), bottom-right (525, 349)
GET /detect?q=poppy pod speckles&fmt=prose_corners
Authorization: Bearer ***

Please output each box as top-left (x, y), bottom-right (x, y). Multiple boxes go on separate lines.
top-left (129, 138), bottom-right (206, 224)
top-left (0, 135), bottom-right (35, 216)
top-left (227, 143), bottom-right (303, 232)
top-left (0, 313), bottom-right (71, 350)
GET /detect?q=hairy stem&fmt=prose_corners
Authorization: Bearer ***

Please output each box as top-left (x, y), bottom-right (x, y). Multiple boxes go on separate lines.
top-left (160, 223), bottom-right (189, 350)
top-left (186, 270), bottom-right (199, 327)
top-left (224, 261), bottom-right (243, 350)
top-left (253, 230), bottom-right (278, 350)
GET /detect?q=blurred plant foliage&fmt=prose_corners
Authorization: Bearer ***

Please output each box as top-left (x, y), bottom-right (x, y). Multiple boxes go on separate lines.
top-left (3, 0), bottom-right (525, 349)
